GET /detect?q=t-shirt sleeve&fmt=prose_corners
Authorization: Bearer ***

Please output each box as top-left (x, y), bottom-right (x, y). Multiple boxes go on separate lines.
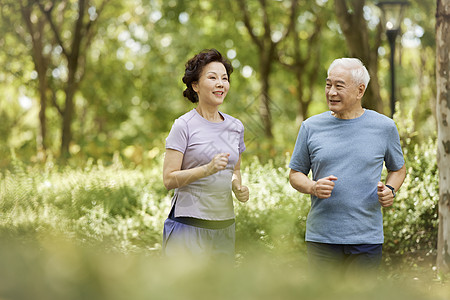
top-left (239, 121), bottom-right (246, 154)
top-left (289, 122), bottom-right (311, 174)
top-left (384, 123), bottom-right (405, 171)
top-left (165, 118), bottom-right (188, 154)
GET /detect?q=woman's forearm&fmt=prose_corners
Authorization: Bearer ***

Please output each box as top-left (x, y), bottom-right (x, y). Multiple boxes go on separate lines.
top-left (164, 165), bottom-right (212, 190)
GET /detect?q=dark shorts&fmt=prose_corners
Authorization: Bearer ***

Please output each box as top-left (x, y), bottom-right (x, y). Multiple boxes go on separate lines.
top-left (306, 242), bottom-right (383, 274)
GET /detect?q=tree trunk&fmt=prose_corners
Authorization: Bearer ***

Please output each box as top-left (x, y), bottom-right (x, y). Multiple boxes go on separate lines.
top-left (295, 69), bottom-right (306, 120)
top-left (20, 2), bottom-right (48, 157)
top-left (235, 0), bottom-right (297, 140)
top-left (37, 65), bottom-right (48, 157)
top-left (61, 86), bottom-right (76, 158)
top-left (436, 0), bottom-right (450, 274)
top-left (59, 0), bottom-right (85, 158)
top-left (259, 47), bottom-right (275, 139)
top-left (334, 0), bottom-right (384, 113)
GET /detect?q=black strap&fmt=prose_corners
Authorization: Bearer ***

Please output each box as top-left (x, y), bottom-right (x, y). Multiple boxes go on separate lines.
top-left (168, 205), bottom-right (235, 229)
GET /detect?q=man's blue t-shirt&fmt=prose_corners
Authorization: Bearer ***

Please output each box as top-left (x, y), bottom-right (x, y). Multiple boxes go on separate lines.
top-left (289, 110), bottom-right (405, 244)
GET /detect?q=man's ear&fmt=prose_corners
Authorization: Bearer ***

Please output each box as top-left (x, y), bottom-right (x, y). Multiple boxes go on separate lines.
top-left (357, 83), bottom-right (366, 99)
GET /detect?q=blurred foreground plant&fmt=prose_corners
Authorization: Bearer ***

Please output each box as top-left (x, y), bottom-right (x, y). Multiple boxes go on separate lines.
top-left (0, 236), bottom-right (448, 300)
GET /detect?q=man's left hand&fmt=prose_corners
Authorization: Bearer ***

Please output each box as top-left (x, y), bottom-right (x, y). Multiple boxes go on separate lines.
top-left (377, 182), bottom-right (394, 207)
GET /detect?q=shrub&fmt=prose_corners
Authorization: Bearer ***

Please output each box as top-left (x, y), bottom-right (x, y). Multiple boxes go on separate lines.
top-left (235, 154), bottom-right (309, 259)
top-left (0, 133), bottom-right (440, 265)
top-left (0, 157), bottom-right (170, 254)
top-left (383, 133), bottom-right (438, 265)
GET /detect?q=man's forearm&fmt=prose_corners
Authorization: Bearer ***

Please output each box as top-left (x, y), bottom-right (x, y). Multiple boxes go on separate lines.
top-left (386, 164), bottom-right (407, 191)
top-left (289, 169), bottom-right (315, 195)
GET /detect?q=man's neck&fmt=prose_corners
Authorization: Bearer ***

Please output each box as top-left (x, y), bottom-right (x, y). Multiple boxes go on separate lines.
top-left (331, 108), bottom-right (365, 119)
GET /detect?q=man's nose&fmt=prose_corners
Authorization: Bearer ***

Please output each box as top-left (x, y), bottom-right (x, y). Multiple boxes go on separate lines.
top-left (329, 86), bottom-right (337, 95)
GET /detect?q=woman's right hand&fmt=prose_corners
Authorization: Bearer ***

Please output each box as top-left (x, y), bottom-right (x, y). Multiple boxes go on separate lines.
top-left (206, 153), bottom-right (230, 175)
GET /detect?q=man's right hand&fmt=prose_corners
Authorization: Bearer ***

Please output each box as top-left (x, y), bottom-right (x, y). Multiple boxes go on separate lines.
top-left (312, 175), bottom-right (338, 199)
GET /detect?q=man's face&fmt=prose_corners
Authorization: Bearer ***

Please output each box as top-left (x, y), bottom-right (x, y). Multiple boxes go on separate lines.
top-left (325, 66), bottom-right (365, 118)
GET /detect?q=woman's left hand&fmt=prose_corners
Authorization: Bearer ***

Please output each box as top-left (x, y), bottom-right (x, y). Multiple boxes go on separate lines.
top-left (233, 185), bottom-right (249, 202)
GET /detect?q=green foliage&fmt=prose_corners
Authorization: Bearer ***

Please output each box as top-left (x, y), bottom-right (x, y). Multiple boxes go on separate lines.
top-left (0, 0), bottom-right (438, 164)
top-left (0, 156), bottom-right (169, 253)
top-left (235, 154), bottom-right (309, 257)
top-left (383, 108), bottom-right (439, 266)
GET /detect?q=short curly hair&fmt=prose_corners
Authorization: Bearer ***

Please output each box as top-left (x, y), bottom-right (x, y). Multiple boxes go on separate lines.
top-left (182, 49), bottom-right (233, 103)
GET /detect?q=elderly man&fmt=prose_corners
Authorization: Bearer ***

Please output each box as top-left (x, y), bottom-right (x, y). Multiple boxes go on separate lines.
top-left (289, 58), bottom-right (406, 274)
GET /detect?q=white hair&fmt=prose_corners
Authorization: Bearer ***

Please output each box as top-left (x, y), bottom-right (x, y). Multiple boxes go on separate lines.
top-left (327, 58), bottom-right (370, 88)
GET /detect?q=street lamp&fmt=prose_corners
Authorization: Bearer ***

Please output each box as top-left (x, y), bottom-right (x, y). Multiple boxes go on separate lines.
top-left (377, 1), bottom-right (409, 117)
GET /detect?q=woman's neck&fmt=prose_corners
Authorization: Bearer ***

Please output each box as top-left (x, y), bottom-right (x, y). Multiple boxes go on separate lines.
top-left (195, 105), bottom-right (223, 122)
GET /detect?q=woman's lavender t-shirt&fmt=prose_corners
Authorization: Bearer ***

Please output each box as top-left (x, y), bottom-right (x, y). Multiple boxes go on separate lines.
top-left (165, 109), bottom-right (246, 220)
top-left (289, 110), bottom-right (405, 244)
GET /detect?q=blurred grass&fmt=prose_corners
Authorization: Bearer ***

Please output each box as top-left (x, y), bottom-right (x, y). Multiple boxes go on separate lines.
top-left (0, 236), bottom-right (448, 300)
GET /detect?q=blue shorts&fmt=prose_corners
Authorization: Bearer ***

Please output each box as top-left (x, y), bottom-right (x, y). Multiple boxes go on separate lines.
top-left (306, 242), bottom-right (383, 274)
top-left (162, 218), bottom-right (235, 261)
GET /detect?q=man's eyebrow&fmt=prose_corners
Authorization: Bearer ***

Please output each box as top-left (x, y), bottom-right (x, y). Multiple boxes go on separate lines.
top-left (326, 78), bottom-right (346, 85)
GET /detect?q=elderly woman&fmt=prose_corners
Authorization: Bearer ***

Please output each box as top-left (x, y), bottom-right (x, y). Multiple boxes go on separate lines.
top-left (162, 49), bottom-right (249, 261)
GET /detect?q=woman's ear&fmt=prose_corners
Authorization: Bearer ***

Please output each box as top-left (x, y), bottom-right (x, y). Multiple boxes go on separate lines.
top-left (192, 82), bottom-right (199, 93)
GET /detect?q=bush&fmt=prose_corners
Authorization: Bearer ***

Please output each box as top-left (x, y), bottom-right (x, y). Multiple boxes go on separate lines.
top-left (235, 154), bottom-right (309, 260)
top-left (382, 111), bottom-right (439, 266)
top-left (0, 157), bottom-right (170, 254)
top-left (0, 134), bottom-right (440, 265)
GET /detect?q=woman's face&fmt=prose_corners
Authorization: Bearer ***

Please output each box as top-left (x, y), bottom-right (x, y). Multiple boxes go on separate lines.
top-left (192, 62), bottom-right (229, 107)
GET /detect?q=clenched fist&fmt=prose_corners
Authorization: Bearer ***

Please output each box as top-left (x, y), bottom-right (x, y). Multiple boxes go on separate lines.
top-left (312, 175), bottom-right (338, 199)
top-left (233, 185), bottom-right (249, 202)
top-left (206, 153), bottom-right (230, 175)
top-left (377, 182), bottom-right (394, 207)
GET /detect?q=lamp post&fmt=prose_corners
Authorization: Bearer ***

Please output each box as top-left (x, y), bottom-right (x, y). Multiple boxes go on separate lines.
top-left (377, 1), bottom-right (409, 118)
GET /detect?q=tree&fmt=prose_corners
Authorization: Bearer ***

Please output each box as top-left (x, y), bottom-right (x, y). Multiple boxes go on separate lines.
top-left (41, 0), bottom-right (110, 158)
top-left (334, 0), bottom-right (384, 113)
top-left (1, 1), bottom-right (50, 156)
top-left (436, 0), bottom-right (450, 274)
top-left (277, 1), bottom-right (330, 120)
top-left (234, 0), bottom-right (298, 138)
top-left (5, 0), bottom-right (110, 159)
